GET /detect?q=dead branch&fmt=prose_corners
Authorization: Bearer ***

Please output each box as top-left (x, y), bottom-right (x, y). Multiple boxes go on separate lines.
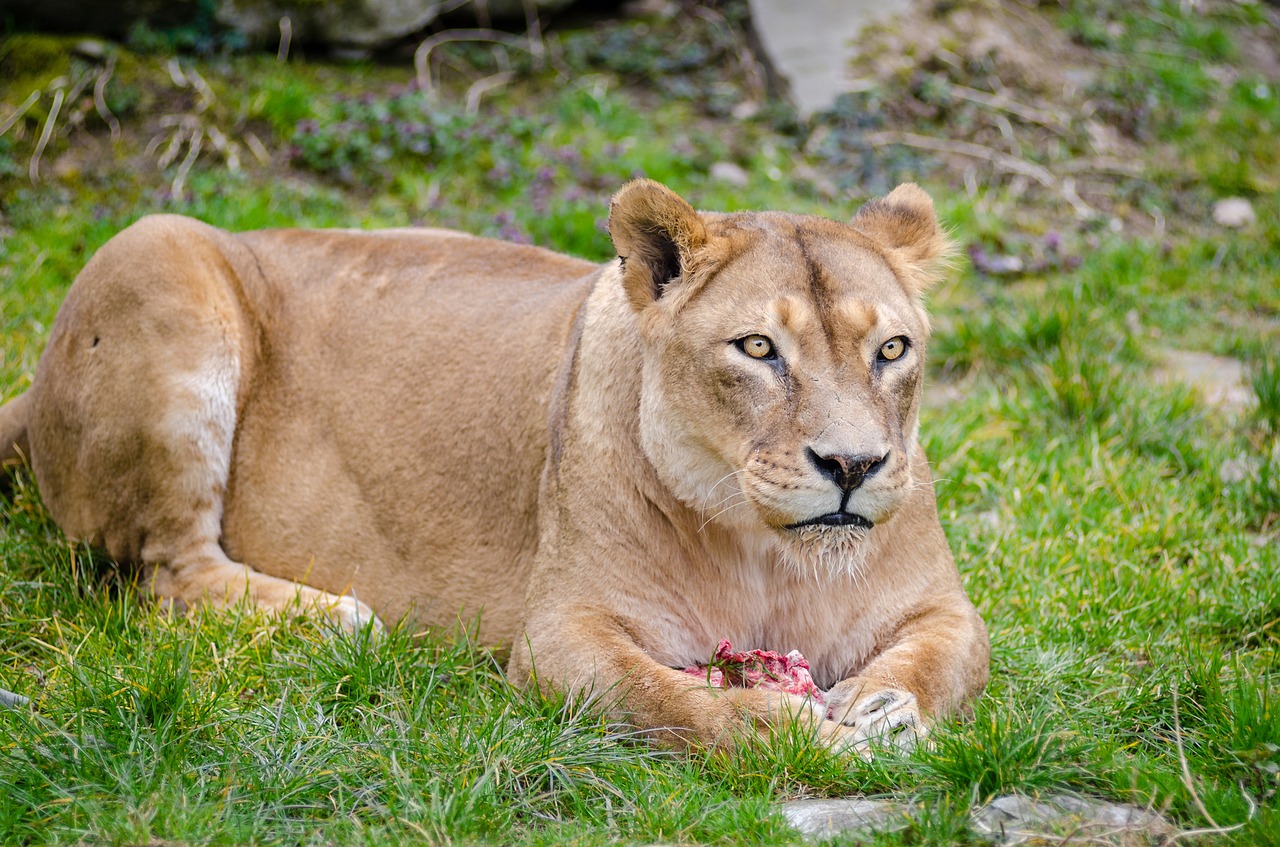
top-left (29, 86), bottom-right (64, 182)
top-left (1163, 683), bottom-right (1257, 843)
top-left (466, 71), bottom-right (516, 115)
top-left (93, 56), bottom-right (121, 140)
top-left (0, 91), bottom-right (40, 139)
top-left (414, 28), bottom-right (541, 97)
top-left (948, 82), bottom-right (1070, 131)
top-left (865, 130), bottom-right (1056, 186)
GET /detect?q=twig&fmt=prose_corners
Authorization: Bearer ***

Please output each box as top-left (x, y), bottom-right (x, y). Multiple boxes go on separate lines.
top-left (1172, 684), bottom-right (1220, 828)
top-left (278, 15), bottom-right (293, 62)
top-left (522, 0), bottom-right (544, 65)
top-left (1059, 176), bottom-right (1095, 220)
top-left (414, 29), bottom-right (538, 96)
top-left (171, 127), bottom-right (203, 198)
top-left (0, 91), bottom-right (40, 138)
top-left (1165, 683), bottom-right (1256, 843)
top-left (185, 65), bottom-right (216, 112)
top-left (93, 56), bottom-right (121, 140)
top-left (244, 132), bottom-right (270, 165)
top-left (29, 86), bottom-right (64, 182)
top-left (865, 130), bottom-right (1056, 187)
top-left (1058, 157), bottom-right (1145, 177)
top-left (166, 58), bottom-right (188, 88)
top-left (948, 82), bottom-right (1070, 131)
top-left (466, 71), bottom-right (516, 114)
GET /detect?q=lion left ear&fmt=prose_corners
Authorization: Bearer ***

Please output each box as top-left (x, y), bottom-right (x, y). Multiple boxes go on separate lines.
top-left (852, 183), bottom-right (955, 296)
top-left (608, 179), bottom-right (707, 312)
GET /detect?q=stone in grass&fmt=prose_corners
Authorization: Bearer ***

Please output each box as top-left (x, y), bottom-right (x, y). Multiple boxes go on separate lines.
top-left (782, 794), bottom-right (1175, 844)
top-left (710, 162), bottom-right (751, 187)
top-left (1212, 197), bottom-right (1257, 228)
top-left (782, 798), bottom-right (914, 839)
top-left (971, 794), bottom-right (1175, 844)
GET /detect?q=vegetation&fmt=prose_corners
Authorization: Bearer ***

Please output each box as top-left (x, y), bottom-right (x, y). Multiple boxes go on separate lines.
top-left (1, 1), bottom-right (1277, 843)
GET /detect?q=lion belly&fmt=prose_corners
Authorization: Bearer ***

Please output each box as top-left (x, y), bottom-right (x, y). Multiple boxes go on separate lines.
top-left (218, 228), bottom-right (594, 642)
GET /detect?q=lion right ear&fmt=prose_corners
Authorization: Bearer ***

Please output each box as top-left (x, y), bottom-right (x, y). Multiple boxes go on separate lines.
top-left (852, 183), bottom-right (955, 296)
top-left (608, 179), bottom-right (707, 312)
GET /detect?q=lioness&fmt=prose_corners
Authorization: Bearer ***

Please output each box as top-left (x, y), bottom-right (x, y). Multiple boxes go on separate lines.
top-left (0, 180), bottom-right (988, 752)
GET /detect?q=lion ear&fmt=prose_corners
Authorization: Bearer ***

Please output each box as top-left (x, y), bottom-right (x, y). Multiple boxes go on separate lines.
top-left (852, 183), bottom-right (955, 296)
top-left (608, 179), bottom-right (707, 312)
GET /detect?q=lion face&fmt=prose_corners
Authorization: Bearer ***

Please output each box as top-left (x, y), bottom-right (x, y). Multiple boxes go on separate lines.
top-left (609, 182), bottom-right (952, 575)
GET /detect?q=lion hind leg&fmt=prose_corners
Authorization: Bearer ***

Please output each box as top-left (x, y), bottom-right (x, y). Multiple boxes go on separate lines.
top-left (136, 352), bottom-right (379, 633)
top-left (28, 214), bottom-right (379, 633)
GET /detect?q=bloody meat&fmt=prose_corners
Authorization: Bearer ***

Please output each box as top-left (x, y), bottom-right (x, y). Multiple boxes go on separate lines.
top-left (682, 639), bottom-right (825, 705)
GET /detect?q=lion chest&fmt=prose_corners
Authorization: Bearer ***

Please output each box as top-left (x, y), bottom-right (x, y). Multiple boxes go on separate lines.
top-left (631, 555), bottom-right (901, 690)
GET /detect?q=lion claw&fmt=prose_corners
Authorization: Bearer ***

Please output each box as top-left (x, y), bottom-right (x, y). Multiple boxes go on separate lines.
top-left (825, 687), bottom-right (925, 754)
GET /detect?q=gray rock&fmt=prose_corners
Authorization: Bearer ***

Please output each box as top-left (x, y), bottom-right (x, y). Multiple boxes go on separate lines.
top-left (972, 793), bottom-right (1174, 843)
top-left (1221, 456), bottom-right (1262, 484)
top-left (11, 0), bottom-right (570, 48)
top-left (783, 794), bottom-right (1175, 844)
top-left (217, 0), bottom-right (444, 49)
top-left (710, 161), bottom-right (751, 187)
top-left (1154, 348), bottom-right (1255, 409)
top-left (0, 688), bottom-right (31, 710)
top-left (746, 0), bottom-right (915, 116)
top-left (782, 797), bottom-right (913, 838)
top-left (1212, 197), bottom-right (1257, 228)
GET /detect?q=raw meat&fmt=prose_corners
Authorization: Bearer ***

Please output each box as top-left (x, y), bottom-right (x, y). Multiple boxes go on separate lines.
top-left (682, 639), bottom-right (825, 704)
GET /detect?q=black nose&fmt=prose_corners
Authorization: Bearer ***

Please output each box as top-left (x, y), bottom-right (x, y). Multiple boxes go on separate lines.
top-left (806, 449), bottom-right (888, 492)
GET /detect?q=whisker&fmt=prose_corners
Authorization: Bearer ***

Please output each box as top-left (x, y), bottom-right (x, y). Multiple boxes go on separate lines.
top-left (697, 469), bottom-right (745, 512)
top-left (697, 494), bottom-right (751, 532)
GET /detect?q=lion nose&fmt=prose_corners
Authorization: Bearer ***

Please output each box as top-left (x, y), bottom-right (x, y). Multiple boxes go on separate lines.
top-left (806, 449), bottom-right (888, 492)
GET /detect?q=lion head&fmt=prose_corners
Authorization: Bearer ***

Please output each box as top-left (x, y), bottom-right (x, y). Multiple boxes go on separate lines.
top-left (609, 180), bottom-right (953, 577)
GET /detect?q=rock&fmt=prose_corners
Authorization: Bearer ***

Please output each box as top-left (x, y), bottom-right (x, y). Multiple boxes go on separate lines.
top-left (216, 0), bottom-right (443, 50)
top-left (1212, 197), bottom-right (1257, 228)
top-left (972, 794), bottom-right (1175, 844)
top-left (781, 798), bottom-right (913, 838)
top-left (0, 688), bottom-right (31, 710)
top-left (1154, 349), bottom-right (1255, 409)
top-left (746, 0), bottom-right (916, 116)
top-left (12, 0), bottom-right (575, 50)
top-left (1220, 456), bottom-right (1262, 484)
top-left (72, 38), bottom-right (109, 60)
top-left (710, 161), bottom-right (751, 187)
top-left (784, 794), bottom-right (1176, 844)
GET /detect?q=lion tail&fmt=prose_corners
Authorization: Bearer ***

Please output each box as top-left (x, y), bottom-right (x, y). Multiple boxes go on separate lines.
top-left (0, 391), bottom-right (31, 470)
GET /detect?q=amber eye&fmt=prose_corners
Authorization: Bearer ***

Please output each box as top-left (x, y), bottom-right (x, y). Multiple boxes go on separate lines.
top-left (879, 336), bottom-right (908, 361)
top-left (737, 334), bottom-right (776, 360)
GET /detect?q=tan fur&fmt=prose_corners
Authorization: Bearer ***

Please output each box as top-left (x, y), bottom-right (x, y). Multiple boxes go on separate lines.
top-left (0, 181), bottom-right (988, 753)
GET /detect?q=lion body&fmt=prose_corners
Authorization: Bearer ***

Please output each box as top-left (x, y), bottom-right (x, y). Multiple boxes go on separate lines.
top-left (0, 182), bottom-right (989, 751)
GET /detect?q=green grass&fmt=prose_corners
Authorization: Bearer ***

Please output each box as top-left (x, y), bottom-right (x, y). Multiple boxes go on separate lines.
top-left (2, 2), bottom-right (1279, 844)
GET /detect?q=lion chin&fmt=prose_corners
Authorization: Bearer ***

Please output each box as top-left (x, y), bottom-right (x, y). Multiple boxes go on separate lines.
top-left (777, 523), bottom-right (874, 582)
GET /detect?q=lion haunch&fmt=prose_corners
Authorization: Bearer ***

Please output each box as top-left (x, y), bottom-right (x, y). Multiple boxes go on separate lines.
top-left (0, 179), bottom-right (989, 755)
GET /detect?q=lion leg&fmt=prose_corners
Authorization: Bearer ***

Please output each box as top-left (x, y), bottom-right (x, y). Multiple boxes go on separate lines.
top-left (26, 214), bottom-right (378, 632)
top-left (824, 597), bottom-right (989, 753)
top-left (513, 607), bottom-right (856, 752)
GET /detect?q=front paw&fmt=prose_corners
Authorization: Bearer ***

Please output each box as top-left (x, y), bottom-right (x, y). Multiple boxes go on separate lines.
top-left (315, 593), bottom-right (385, 635)
top-left (825, 685), bottom-right (925, 753)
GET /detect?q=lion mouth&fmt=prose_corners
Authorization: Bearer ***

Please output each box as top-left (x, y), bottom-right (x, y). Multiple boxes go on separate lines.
top-left (787, 512), bottom-right (874, 530)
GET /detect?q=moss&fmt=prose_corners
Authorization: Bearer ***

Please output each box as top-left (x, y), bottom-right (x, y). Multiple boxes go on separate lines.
top-left (0, 34), bottom-right (75, 96)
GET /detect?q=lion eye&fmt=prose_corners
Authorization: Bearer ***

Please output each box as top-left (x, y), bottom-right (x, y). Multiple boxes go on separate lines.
top-left (879, 337), bottom-right (908, 362)
top-left (737, 334), bottom-right (776, 360)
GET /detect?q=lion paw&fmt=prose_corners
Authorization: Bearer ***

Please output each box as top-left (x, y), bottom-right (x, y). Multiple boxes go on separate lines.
top-left (315, 593), bottom-right (384, 636)
top-left (825, 687), bottom-right (925, 754)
